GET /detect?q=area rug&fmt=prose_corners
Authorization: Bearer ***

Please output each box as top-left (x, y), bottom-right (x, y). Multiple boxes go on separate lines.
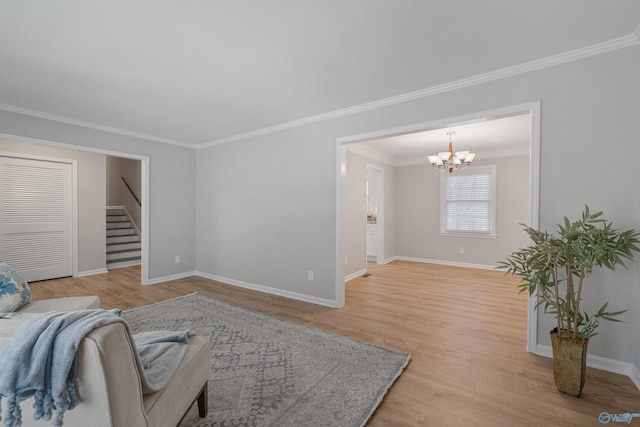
top-left (122, 292), bottom-right (410, 427)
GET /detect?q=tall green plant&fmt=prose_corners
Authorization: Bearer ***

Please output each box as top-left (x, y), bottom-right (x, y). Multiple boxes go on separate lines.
top-left (498, 206), bottom-right (640, 340)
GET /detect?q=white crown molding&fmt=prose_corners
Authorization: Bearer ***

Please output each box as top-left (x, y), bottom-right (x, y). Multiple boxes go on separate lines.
top-left (199, 30), bottom-right (640, 149)
top-left (0, 102), bottom-right (193, 148)
top-left (1, 26), bottom-right (638, 150)
top-left (0, 132), bottom-right (150, 160)
top-left (473, 144), bottom-right (531, 161)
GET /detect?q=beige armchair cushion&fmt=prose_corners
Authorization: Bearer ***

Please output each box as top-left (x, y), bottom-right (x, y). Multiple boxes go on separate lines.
top-left (16, 296), bottom-right (101, 313)
top-left (5, 297), bottom-right (211, 427)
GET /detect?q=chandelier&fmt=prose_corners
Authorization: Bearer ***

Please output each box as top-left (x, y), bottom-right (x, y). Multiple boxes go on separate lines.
top-left (427, 131), bottom-right (475, 174)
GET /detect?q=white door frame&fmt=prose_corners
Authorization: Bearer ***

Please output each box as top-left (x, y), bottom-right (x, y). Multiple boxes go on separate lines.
top-left (0, 133), bottom-right (151, 285)
top-left (336, 101), bottom-right (541, 353)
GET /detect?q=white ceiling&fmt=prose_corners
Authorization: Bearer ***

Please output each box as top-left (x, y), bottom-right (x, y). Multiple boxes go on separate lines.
top-left (1, 1), bottom-right (639, 148)
top-left (349, 114), bottom-right (531, 166)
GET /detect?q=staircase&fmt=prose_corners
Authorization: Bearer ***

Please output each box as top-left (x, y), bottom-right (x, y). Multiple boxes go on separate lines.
top-left (106, 207), bottom-right (141, 270)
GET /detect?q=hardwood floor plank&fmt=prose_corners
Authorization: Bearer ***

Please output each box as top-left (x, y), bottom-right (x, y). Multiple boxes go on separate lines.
top-left (28, 261), bottom-right (640, 426)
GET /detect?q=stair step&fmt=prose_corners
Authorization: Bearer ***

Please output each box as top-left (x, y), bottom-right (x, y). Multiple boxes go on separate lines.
top-left (107, 249), bottom-right (142, 261)
top-left (106, 228), bottom-right (136, 237)
top-left (106, 208), bottom-right (140, 269)
top-left (107, 258), bottom-right (141, 270)
top-left (107, 234), bottom-right (140, 244)
top-left (107, 242), bottom-right (141, 252)
top-left (106, 221), bottom-right (131, 230)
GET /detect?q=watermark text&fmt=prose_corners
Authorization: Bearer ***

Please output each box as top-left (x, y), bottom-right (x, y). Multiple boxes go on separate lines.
top-left (599, 412), bottom-right (640, 424)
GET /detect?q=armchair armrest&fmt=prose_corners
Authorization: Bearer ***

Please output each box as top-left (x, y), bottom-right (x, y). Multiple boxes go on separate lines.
top-left (20, 322), bottom-right (147, 427)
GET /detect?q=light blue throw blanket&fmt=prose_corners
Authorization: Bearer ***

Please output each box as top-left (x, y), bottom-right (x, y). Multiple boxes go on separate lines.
top-left (0, 310), bottom-right (192, 427)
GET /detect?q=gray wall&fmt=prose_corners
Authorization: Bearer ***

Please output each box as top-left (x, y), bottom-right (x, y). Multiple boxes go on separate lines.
top-left (343, 151), bottom-right (366, 277)
top-left (0, 112), bottom-right (197, 280)
top-left (343, 151), bottom-right (528, 276)
top-left (195, 126), bottom-right (336, 301)
top-left (0, 139), bottom-right (106, 274)
top-left (195, 45), bottom-right (640, 366)
top-left (395, 155), bottom-right (530, 266)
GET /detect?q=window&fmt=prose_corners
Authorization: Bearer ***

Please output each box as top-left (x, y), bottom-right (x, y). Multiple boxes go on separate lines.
top-left (440, 165), bottom-right (496, 237)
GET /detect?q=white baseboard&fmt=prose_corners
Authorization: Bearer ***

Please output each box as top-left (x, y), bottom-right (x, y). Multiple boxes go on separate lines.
top-left (536, 344), bottom-right (639, 389)
top-left (391, 256), bottom-right (496, 270)
top-left (146, 271), bottom-right (196, 285)
top-left (75, 268), bottom-right (108, 277)
top-left (630, 365), bottom-right (640, 391)
top-left (195, 271), bottom-right (340, 308)
top-left (345, 269), bottom-right (367, 282)
top-left (387, 255), bottom-right (640, 391)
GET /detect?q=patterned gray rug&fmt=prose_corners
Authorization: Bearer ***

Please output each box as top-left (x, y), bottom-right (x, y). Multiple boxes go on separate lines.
top-left (123, 292), bottom-right (410, 427)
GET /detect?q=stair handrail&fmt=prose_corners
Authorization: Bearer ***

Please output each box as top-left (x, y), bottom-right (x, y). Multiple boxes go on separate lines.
top-left (121, 177), bottom-right (141, 207)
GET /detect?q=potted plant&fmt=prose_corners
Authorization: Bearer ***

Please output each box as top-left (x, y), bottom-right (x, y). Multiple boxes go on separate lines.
top-left (498, 206), bottom-right (639, 396)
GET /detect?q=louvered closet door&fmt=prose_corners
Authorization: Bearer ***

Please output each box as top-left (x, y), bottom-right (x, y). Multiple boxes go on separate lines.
top-left (0, 156), bottom-right (73, 282)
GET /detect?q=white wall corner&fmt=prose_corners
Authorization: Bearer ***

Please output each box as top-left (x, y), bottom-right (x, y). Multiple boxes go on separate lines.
top-left (345, 269), bottom-right (367, 282)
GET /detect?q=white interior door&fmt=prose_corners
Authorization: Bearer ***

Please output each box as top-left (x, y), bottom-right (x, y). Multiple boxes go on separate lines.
top-left (0, 156), bottom-right (73, 282)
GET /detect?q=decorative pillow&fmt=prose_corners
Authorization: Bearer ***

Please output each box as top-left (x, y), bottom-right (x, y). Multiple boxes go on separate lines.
top-left (0, 262), bottom-right (32, 313)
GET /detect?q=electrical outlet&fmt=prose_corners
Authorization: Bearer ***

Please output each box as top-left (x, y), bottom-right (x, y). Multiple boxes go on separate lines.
top-left (308, 270), bottom-right (314, 281)
top-left (459, 247), bottom-right (465, 254)
top-left (175, 255), bottom-right (181, 264)
top-left (344, 257), bottom-right (348, 265)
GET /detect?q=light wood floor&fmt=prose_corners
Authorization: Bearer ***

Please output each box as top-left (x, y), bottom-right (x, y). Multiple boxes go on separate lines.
top-left (30, 261), bottom-right (640, 426)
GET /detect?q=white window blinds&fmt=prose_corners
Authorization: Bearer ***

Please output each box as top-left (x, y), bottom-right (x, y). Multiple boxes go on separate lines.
top-left (441, 166), bottom-right (496, 235)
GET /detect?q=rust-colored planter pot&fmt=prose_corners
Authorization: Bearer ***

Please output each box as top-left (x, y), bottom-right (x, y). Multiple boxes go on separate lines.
top-left (550, 328), bottom-right (589, 397)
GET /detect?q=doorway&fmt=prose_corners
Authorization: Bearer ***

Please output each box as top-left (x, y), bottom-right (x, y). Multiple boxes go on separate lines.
top-left (366, 164), bottom-right (384, 265)
top-left (0, 135), bottom-right (150, 285)
top-left (337, 101), bottom-right (541, 351)
top-left (106, 156), bottom-right (142, 270)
